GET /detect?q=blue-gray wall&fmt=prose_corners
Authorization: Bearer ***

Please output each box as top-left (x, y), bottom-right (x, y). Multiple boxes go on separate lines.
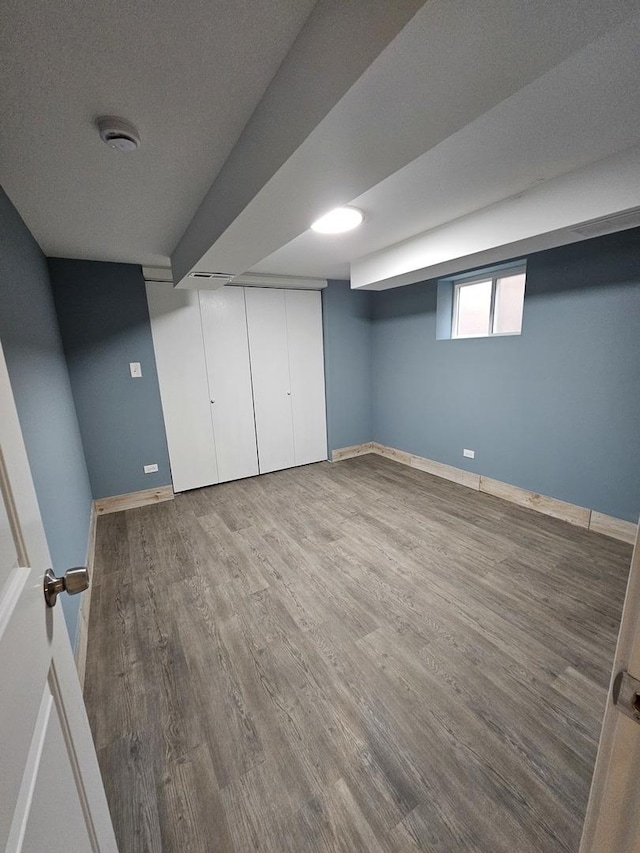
top-left (323, 280), bottom-right (373, 454)
top-left (371, 229), bottom-right (640, 522)
top-left (49, 259), bottom-right (171, 499)
top-left (0, 189), bottom-right (93, 646)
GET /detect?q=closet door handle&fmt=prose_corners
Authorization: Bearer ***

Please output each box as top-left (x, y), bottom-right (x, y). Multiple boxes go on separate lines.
top-left (286, 390), bottom-right (291, 396)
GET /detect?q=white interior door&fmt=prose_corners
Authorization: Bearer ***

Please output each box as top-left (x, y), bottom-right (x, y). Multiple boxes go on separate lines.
top-left (0, 341), bottom-right (116, 852)
top-left (146, 283), bottom-right (218, 492)
top-left (199, 288), bottom-right (259, 483)
top-left (580, 519), bottom-right (640, 852)
top-left (245, 288), bottom-right (295, 474)
top-left (284, 289), bottom-right (328, 466)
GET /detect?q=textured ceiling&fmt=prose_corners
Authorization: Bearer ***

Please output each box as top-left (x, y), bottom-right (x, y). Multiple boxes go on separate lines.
top-left (2, 0), bottom-right (639, 281)
top-left (0, 0), bottom-right (316, 263)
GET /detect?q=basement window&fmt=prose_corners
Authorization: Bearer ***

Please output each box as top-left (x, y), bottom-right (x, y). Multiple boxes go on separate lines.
top-left (451, 265), bottom-right (526, 338)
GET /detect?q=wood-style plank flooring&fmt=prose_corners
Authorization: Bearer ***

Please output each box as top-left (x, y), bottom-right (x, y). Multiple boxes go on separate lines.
top-left (84, 455), bottom-right (632, 852)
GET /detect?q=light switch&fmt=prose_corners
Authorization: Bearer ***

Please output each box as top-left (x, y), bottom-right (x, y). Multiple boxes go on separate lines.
top-left (129, 362), bottom-right (142, 378)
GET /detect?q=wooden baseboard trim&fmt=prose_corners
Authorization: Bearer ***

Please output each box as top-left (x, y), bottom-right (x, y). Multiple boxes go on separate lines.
top-left (331, 443), bottom-right (374, 462)
top-left (479, 475), bottom-right (591, 528)
top-left (356, 442), bottom-right (637, 545)
top-left (75, 502), bottom-right (97, 689)
top-left (77, 485), bottom-right (175, 682)
top-left (589, 511), bottom-right (637, 545)
top-left (371, 442), bottom-right (481, 490)
top-left (95, 485), bottom-right (174, 515)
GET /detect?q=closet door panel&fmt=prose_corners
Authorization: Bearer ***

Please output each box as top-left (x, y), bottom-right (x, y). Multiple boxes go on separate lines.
top-left (245, 288), bottom-right (295, 474)
top-left (285, 290), bottom-right (328, 466)
top-left (199, 288), bottom-right (259, 483)
top-left (146, 284), bottom-right (218, 492)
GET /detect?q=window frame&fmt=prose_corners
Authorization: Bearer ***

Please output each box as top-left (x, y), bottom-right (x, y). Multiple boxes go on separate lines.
top-left (451, 265), bottom-right (526, 340)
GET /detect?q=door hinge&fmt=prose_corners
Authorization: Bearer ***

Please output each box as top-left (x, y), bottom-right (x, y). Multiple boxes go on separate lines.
top-left (613, 670), bottom-right (640, 723)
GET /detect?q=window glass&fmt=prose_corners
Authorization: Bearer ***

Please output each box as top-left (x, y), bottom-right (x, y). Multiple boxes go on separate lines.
top-left (493, 273), bottom-right (526, 335)
top-left (455, 280), bottom-right (492, 338)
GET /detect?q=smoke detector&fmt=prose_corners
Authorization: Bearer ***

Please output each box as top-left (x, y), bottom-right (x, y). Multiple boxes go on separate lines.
top-left (96, 117), bottom-right (140, 152)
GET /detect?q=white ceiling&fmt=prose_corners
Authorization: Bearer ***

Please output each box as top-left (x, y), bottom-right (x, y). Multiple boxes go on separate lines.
top-left (2, 0), bottom-right (639, 287)
top-left (251, 14), bottom-right (640, 280)
top-left (178, 0), bottom-right (640, 286)
top-left (0, 0), bottom-right (317, 263)
top-left (351, 145), bottom-right (640, 289)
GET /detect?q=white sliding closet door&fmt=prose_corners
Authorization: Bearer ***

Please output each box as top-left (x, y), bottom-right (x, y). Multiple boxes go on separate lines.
top-left (199, 288), bottom-right (259, 483)
top-left (245, 288), bottom-right (296, 474)
top-left (146, 284), bottom-right (218, 492)
top-left (285, 289), bottom-right (328, 466)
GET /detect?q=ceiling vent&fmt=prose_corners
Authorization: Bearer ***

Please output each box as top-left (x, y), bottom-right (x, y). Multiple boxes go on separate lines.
top-left (188, 272), bottom-right (234, 285)
top-left (571, 207), bottom-right (640, 239)
top-left (96, 116), bottom-right (140, 152)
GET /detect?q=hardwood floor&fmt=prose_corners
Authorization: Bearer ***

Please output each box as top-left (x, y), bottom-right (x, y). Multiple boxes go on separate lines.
top-left (84, 454), bottom-right (632, 852)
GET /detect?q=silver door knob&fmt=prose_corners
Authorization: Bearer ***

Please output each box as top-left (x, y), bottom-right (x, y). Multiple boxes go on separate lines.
top-left (43, 566), bottom-right (90, 608)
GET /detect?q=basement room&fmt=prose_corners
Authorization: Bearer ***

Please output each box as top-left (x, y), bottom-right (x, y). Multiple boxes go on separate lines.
top-left (1, 1), bottom-right (639, 852)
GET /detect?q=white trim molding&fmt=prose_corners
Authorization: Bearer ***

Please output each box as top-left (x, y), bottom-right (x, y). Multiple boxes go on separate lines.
top-left (141, 265), bottom-right (173, 283)
top-left (331, 442), bottom-right (637, 545)
top-left (229, 273), bottom-right (328, 290)
top-left (142, 266), bottom-right (328, 291)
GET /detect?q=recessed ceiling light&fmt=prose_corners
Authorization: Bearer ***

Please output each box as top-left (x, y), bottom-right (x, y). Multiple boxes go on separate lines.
top-left (310, 206), bottom-right (364, 234)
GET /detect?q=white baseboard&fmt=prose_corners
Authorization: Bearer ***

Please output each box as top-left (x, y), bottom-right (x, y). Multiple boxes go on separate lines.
top-left (75, 502), bottom-right (97, 689)
top-left (95, 485), bottom-right (174, 515)
top-left (331, 442), bottom-right (638, 545)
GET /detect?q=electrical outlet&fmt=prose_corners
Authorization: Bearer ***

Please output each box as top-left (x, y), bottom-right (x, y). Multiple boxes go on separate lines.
top-left (463, 449), bottom-right (475, 459)
top-left (143, 463), bottom-right (159, 474)
top-left (130, 362), bottom-right (142, 378)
